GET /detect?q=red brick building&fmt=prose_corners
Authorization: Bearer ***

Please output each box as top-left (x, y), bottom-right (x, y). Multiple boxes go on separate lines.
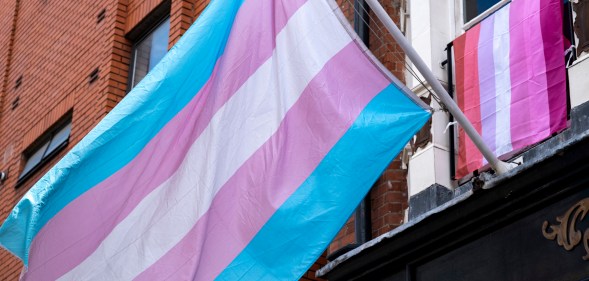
top-left (0, 0), bottom-right (409, 280)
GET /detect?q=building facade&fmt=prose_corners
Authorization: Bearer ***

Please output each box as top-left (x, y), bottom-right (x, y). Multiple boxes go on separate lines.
top-left (0, 0), bottom-right (409, 280)
top-left (318, 0), bottom-right (589, 280)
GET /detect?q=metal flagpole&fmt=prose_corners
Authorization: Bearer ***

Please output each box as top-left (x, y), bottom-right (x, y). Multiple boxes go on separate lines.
top-left (365, 0), bottom-right (511, 175)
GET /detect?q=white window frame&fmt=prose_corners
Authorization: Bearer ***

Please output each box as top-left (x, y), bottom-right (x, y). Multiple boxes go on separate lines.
top-left (462, 0), bottom-right (511, 31)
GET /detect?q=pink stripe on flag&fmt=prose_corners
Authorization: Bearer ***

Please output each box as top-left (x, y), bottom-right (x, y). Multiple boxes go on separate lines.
top-left (134, 42), bottom-right (389, 281)
top-left (509, 0), bottom-right (551, 149)
top-left (453, 32), bottom-right (469, 178)
top-left (540, 0), bottom-right (567, 134)
top-left (459, 25), bottom-right (483, 176)
top-left (23, 1), bottom-right (308, 280)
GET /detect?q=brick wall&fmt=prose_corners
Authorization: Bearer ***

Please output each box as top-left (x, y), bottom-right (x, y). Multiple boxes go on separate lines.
top-left (102, 0), bottom-right (132, 116)
top-left (0, 0), bottom-right (17, 182)
top-left (0, 2), bottom-right (22, 277)
top-left (0, 0), bottom-right (125, 278)
top-left (371, 158), bottom-right (409, 237)
top-left (301, 252), bottom-right (329, 281)
top-left (126, 0), bottom-right (165, 33)
top-left (169, 0), bottom-right (197, 47)
top-left (0, 0), bottom-right (169, 278)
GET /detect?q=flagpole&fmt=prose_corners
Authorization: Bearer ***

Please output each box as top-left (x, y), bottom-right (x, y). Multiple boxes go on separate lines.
top-left (364, 0), bottom-right (511, 175)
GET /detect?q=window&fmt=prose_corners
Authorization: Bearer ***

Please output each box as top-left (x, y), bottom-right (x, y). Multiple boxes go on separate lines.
top-left (18, 118), bottom-right (72, 184)
top-left (129, 17), bottom-right (170, 89)
top-left (463, 0), bottom-right (502, 23)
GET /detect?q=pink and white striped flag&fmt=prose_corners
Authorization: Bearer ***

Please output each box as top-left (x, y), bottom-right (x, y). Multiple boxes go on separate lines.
top-left (454, 0), bottom-right (567, 178)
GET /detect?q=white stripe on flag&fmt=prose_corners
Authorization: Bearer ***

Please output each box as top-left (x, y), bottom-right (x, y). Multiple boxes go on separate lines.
top-left (57, 0), bottom-right (352, 280)
top-left (493, 4), bottom-right (512, 156)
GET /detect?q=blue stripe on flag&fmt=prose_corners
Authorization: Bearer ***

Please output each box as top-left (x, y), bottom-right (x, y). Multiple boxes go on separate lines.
top-left (0, 0), bottom-right (246, 264)
top-left (215, 84), bottom-right (431, 280)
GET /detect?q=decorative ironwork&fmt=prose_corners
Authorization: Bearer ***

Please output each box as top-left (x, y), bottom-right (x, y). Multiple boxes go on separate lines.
top-left (542, 198), bottom-right (589, 260)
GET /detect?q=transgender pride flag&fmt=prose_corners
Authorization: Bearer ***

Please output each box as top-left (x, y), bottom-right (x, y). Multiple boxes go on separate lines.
top-left (454, 0), bottom-right (567, 178)
top-left (0, 0), bottom-right (429, 280)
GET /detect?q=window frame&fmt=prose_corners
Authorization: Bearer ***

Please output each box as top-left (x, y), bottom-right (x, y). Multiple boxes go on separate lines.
top-left (462, 0), bottom-right (511, 31)
top-left (17, 116), bottom-right (72, 186)
top-left (127, 15), bottom-right (171, 92)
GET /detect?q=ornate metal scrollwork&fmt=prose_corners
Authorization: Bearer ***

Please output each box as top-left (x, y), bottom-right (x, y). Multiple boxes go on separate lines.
top-left (542, 198), bottom-right (589, 260)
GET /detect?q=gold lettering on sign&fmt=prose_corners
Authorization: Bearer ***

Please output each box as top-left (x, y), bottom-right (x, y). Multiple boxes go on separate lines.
top-left (542, 198), bottom-right (589, 260)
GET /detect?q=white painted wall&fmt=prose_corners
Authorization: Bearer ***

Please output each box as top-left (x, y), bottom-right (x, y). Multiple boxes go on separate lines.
top-left (569, 54), bottom-right (589, 108)
top-left (406, 0), bottom-right (458, 195)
